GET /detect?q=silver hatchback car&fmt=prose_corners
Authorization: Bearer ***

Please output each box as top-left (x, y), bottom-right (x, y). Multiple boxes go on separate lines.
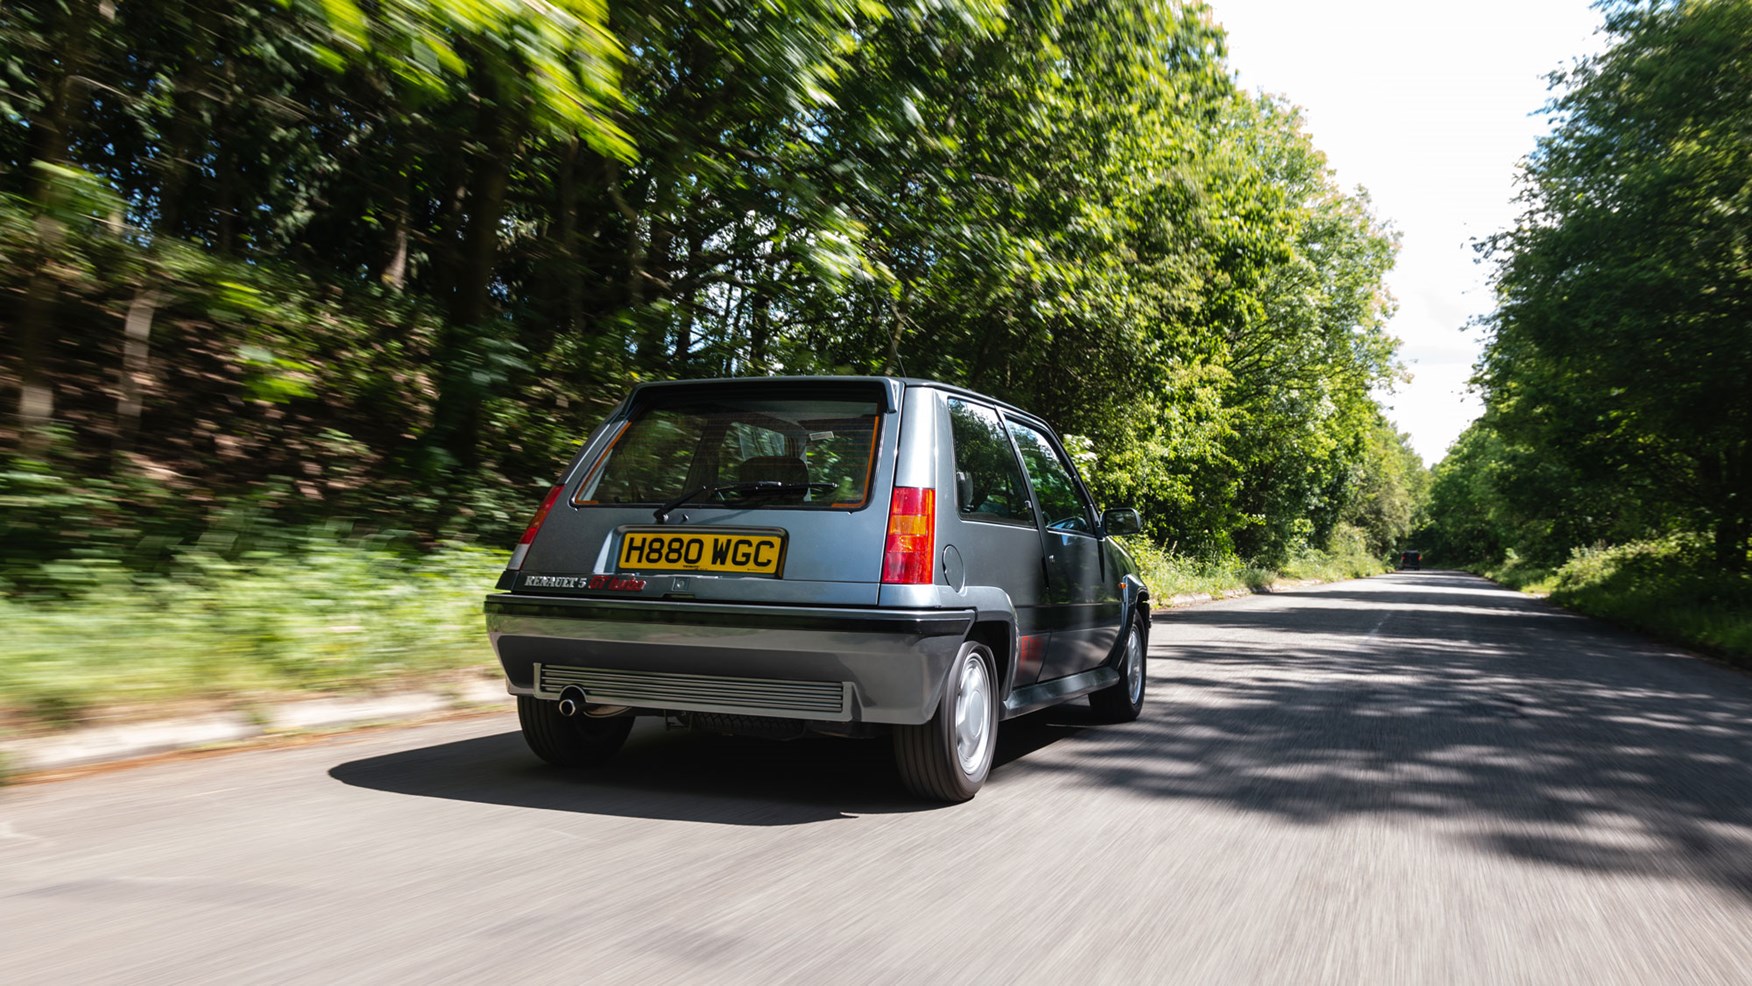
top-left (485, 377), bottom-right (1150, 801)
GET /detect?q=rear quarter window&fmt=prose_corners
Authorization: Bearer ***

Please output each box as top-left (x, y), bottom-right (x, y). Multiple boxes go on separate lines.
top-left (947, 398), bottom-right (1035, 525)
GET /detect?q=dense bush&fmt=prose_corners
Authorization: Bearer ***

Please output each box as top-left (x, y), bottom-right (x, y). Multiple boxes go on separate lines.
top-left (1546, 538), bottom-right (1752, 660)
top-left (1120, 534), bottom-right (1387, 603)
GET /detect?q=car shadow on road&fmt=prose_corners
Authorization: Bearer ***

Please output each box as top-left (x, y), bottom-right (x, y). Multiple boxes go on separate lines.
top-left (328, 705), bottom-right (1097, 826)
top-left (1081, 571), bottom-right (1752, 901)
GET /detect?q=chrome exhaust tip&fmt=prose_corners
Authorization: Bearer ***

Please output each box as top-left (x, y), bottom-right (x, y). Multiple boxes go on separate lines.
top-left (557, 685), bottom-right (587, 717)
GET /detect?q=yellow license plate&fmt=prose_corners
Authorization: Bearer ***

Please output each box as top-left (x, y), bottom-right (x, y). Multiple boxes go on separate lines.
top-left (616, 529), bottom-right (786, 575)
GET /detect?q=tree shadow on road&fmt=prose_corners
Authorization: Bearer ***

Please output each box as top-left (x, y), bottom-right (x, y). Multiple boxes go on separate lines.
top-left (1069, 572), bottom-right (1752, 900)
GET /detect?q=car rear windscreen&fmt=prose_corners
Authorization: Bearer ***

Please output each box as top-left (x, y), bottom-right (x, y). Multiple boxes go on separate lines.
top-left (576, 392), bottom-right (883, 509)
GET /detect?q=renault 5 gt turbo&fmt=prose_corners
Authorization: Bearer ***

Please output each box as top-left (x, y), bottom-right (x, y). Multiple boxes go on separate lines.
top-left (485, 376), bottom-right (1151, 802)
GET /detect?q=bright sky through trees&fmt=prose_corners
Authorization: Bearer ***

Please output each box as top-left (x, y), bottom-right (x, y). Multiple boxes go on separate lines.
top-left (1213, 0), bottom-right (1606, 465)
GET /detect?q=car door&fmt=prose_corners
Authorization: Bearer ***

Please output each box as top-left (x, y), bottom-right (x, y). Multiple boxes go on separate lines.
top-left (945, 397), bottom-right (1053, 687)
top-left (1004, 416), bottom-right (1124, 680)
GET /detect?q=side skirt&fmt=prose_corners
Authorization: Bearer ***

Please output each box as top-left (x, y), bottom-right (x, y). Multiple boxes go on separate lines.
top-left (1001, 666), bottom-right (1121, 720)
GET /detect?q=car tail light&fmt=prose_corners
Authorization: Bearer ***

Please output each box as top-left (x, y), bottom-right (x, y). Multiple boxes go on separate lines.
top-left (508, 483), bottom-right (564, 571)
top-left (881, 487), bottom-right (936, 584)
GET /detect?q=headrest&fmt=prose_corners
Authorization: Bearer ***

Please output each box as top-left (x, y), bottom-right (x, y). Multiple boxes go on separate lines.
top-left (738, 456), bottom-right (809, 487)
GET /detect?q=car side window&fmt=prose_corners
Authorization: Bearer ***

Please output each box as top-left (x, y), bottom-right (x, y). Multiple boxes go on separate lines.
top-left (946, 399), bottom-right (1034, 525)
top-left (1006, 418), bottom-right (1095, 534)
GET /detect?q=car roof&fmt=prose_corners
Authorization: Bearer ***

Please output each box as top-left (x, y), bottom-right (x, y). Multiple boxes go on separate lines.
top-left (627, 376), bottom-right (1037, 419)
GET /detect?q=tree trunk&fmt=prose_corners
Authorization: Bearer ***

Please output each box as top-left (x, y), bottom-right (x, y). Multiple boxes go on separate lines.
top-left (115, 27), bottom-right (210, 457)
top-left (16, 216), bottom-right (64, 450)
top-left (673, 216), bottom-right (704, 369)
top-left (1713, 446), bottom-right (1749, 572)
top-left (604, 157), bottom-right (644, 310)
top-left (634, 176), bottom-right (676, 371)
top-left (557, 138), bottom-right (583, 333)
top-left (377, 150), bottom-right (412, 293)
top-left (431, 130), bottom-right (472, 296)
top-left (12, 0), bottom-right (97, 449)
top-left (115, 289), bottom-right (160, 452)
top-left (449, 102), bottom-right (515, 330)
top-left (380, 201), bottom-right (410, 293)
top-left (724, 256), bottom-right (749, 372)
top-left (431, 89), bottom-right (519, 469)
top-left (749, 290), bottom-right (771, 371)
top-left (212, 59), bottom-right (240, 255)
top-left (882, 292), bottom-right (908, 376)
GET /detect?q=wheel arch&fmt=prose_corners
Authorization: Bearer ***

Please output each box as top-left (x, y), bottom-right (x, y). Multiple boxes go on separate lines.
top-left (965, 619), bottom-right (1014, 701)
top-left (954, 585), bottom-right (1019, 699)
top-left (1122, 573), bottom-right (1151, 627)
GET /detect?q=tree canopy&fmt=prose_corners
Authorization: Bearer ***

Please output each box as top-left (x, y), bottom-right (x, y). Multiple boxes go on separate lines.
top-left (2, 0), bottom-right (1419, 570)
top-left (1423, 0), bottom-right (1751, 572)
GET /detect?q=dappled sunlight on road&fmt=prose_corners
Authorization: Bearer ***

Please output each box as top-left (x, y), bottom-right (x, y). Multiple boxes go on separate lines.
top-left (1008, 571), bottom-right (1752, 902)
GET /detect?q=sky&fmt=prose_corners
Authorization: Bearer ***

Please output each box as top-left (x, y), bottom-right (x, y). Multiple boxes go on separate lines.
top-left (1210, 0), bottom-right (1607, 465)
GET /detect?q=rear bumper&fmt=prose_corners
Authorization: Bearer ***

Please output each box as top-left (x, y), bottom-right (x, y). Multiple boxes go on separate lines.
top-left (484, 595), bottom-right (974, 725)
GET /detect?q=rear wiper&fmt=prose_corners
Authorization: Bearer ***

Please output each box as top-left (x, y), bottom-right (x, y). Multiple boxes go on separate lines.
top-left (652, 481), bottom-right (833, 524)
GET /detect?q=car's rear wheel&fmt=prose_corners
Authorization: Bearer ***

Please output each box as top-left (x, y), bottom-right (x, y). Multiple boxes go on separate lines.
top-left (895, 641), bottom-right (998, 803)
top-left (1089, 612), bottom-right (1147, 722)
top-left (517, 695), bottom-right (633, 767)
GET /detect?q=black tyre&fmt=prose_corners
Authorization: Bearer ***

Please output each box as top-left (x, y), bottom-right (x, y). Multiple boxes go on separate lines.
top-left (894, 641), bottom-right (998, 803)
top-left (1089, 612), bottom-right (1147, 723)
top-left (517, 695), bottom-right (633, 767)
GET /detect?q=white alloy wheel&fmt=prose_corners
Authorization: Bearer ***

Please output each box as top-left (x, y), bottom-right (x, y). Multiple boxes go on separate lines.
top-left (954, 650), bottom-right (995, 775)
top-left (1124, 622), bottom-right (1145, 705)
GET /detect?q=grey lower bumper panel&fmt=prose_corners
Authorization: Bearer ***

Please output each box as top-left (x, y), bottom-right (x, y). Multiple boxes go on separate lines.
top-left (485, 595), bottom-right (975, 725)
top-left (536, 664), bottom-right (851, 719)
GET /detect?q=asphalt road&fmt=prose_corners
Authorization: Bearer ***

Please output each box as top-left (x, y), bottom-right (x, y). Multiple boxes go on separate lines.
top-left (5, 571), bottom-right (1752, 984)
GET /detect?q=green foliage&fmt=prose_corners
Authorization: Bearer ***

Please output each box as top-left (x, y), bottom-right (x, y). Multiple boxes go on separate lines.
top-left (1420, 422), bottom-right (1512, 566)
top-left (0, 539), bottom-right (503, 729)
top-left (1480, 551), bottom-right (1558, 595)
top-left (1545, 537), bottom-right (1752, 661)
top-left (1335, 417), bottom-right (1428, 557)
top-left (1119, 535), bottom-right (1386, 603)
top-left (293, 0), bottom-right (631, 156)
top-left (1278, 543), bottom-right (1393, 584)
top-left (1122, 537), bottom-right (1273, 598)
top-left (1448, 0), bottom-right (1752, 574)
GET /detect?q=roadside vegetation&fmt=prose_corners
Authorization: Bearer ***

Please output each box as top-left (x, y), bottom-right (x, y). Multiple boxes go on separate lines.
top-left (0, 531), bottom-right (1390, 736)
top-left (1419, 0), bottom-right (1752, 664)
top-left (2, 1), bottom-right (1427, 733)
top-left (0, 532), bottom-right (501, 735)
top-left (1482, 540), bottom-right (1752, 662)
top-left (1124, 533), bottom-right (1390, 602)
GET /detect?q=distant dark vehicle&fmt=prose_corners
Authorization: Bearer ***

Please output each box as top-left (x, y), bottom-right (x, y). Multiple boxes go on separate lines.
top-left (1398, 550), bottom-right (1422, 570)
top-left (485, 376), bottom-right (1151, 802)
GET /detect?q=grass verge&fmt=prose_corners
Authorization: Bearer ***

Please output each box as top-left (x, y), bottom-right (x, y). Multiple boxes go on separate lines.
top-left (1, 543), bottom-right (503, 735)
top-left (1120, 537), bottom-right (1389, 602)
top-left (1487, 537), bottom-right (1752, 664)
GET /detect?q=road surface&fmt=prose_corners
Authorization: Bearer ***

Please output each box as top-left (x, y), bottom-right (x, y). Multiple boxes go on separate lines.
top-left (5, 571), bottom-right (1751, 984)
